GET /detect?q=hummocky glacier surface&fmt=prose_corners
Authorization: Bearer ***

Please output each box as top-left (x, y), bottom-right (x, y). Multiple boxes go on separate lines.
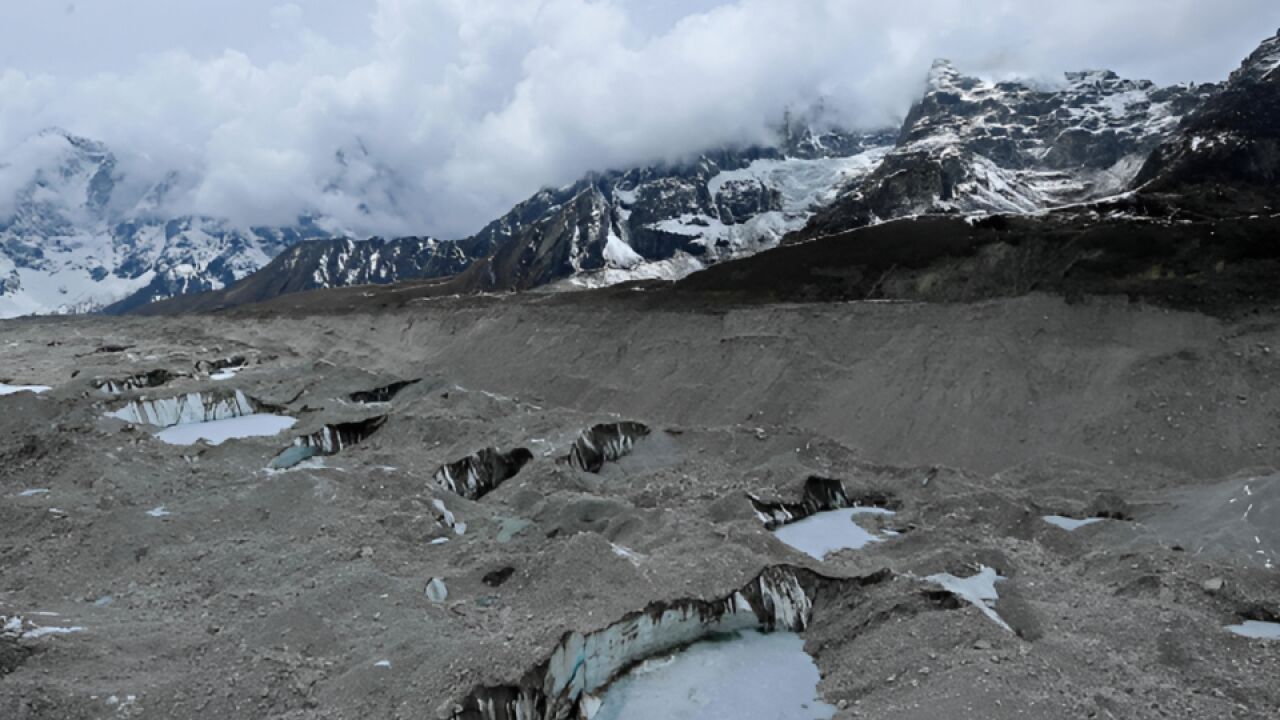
top-left (3, 289), bottom-right (1280, 719)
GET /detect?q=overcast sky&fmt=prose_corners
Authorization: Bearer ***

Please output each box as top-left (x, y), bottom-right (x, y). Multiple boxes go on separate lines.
top-left (1, 0), bottom-right (1277, 238)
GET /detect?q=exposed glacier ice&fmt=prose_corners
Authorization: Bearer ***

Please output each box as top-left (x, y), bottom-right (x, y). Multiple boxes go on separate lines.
top-left (1226, 620), bottom-right (1280, 640)
top-left (156, 414), bottom-right (296, 446)
top-left (1043, 515), bottom-right (1104, 531)
top-left (592, 630), bottom-right (835, 720)
top-left (774, 507), bottom-right (897, 560)
top-left (0, 383), bottom-right (51, 396)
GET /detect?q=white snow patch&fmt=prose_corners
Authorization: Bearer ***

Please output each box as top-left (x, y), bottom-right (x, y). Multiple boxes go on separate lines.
top-left (560, 252), bottom-right (705, 290)
top-left (610, 543), bottom-right (644, 566)
top-left (432, 498), bottom-right (466, 535)
top-left (16, 488), bottom-right (50, 497)
top-left (707, 150), bottom-right (889, 214)
top-left (374, 660), bottom-right (392, 668)
top-left (0, 383), bottom-right (51, 396)
top-left (22, 625), bottom-right (85, 639)
top-left (145, 506), bottom-right (171, 518)
top-left (1226, 621), bottom-right (1280, 640)
top-left (1043, 515), bottom-right (1104, 531)
top-left (2, 615), bottom-right (85, 640)
top-left (602, 232), bottom-right (644, 269)
top-left (925, 566), bottom-right (1012, 632)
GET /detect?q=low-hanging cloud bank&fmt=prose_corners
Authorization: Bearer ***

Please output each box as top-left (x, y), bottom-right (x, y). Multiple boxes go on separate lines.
top-left (1, 0), bottom-right (1276, 239)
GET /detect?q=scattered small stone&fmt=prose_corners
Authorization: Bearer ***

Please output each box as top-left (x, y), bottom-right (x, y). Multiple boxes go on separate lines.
top-left (1202, 577), bottom-right (1224, 593)
top-left (426, 578), bottom-right (448, 604)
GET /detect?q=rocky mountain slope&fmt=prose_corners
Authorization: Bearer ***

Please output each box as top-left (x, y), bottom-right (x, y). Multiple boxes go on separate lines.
top-left (0, 130), bottom-right (331, 318)
top-left (1134, 30), bottom-right (1280, 215)
top-left (671, 30), bottom-right (1280, 318)
top-left (13, 33), bottom-right (1274, 318)
top-left (129, 126), bottom-right (895, 314)
top-left (137, 56), bottom-right (1224, 315)
top-left (793, 62), bottom-right (1217, 242)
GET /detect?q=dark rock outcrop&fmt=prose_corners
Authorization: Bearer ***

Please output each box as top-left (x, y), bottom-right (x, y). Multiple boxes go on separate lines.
top-left (1134, 29), bottom-right (1280, 216)
top-left (93, 369), bottom-right (182, 395)
top-left (349, 379), bottom-right (420, 404)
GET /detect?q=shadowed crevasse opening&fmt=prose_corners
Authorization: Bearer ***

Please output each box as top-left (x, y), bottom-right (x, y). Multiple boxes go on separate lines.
top-left (195, 355), bottom-right (248, 374)
top-left (450, 566), bottom-right (892, 720)
top-left (270, 416), bottom-right (388, 469)
top-left (435, 448), bottom-right (534, 500)
top-left (749, 476), bottom-right (898, 530)
top-left (564, 422), bottom-right (651, 474)
top-left (349, 379), bottom-right (421, 404)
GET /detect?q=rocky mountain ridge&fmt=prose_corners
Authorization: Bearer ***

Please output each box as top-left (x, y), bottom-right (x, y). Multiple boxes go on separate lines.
top-left (143, 53), bottom-right (1228, 314)
top-left (128, 126), bottom-right (896, 313)
top-left (794, 60), bottom-right (1218, 241)
top-left (1134, 29), bottom-right (1280, 216)
top-left (12, 33), bottom-right (1280, 317)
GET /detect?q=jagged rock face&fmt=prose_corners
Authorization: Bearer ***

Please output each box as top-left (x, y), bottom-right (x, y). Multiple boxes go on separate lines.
top-left (451, 566), bottom-right (843, 720)
top-left (454, 131), bottom-right (894, 293)
top-left (434, 447), bottom-right (534, 500)
top-left (110, 390), bottom-right (261, 427)
top-left (349, 379), bottom-right (420, 404)
top-left (1135, 30), bottom-right (1280, 214)
top-left (796, 61), bottom-right (1216, 240)
top-left (564, 422), bottom-right (650, 473)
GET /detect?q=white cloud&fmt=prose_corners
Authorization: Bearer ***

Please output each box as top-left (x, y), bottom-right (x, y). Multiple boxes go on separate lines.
top-left (0, 0), bottom-right (1276, 239)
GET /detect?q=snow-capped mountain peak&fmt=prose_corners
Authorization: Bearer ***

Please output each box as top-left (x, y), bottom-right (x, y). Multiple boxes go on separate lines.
top-left (794, 59), bottom-right (1218, 240)
top-left (0, 130), bottom-right (335, 318)
top-left (0, 128), bottom-right (122, 236)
